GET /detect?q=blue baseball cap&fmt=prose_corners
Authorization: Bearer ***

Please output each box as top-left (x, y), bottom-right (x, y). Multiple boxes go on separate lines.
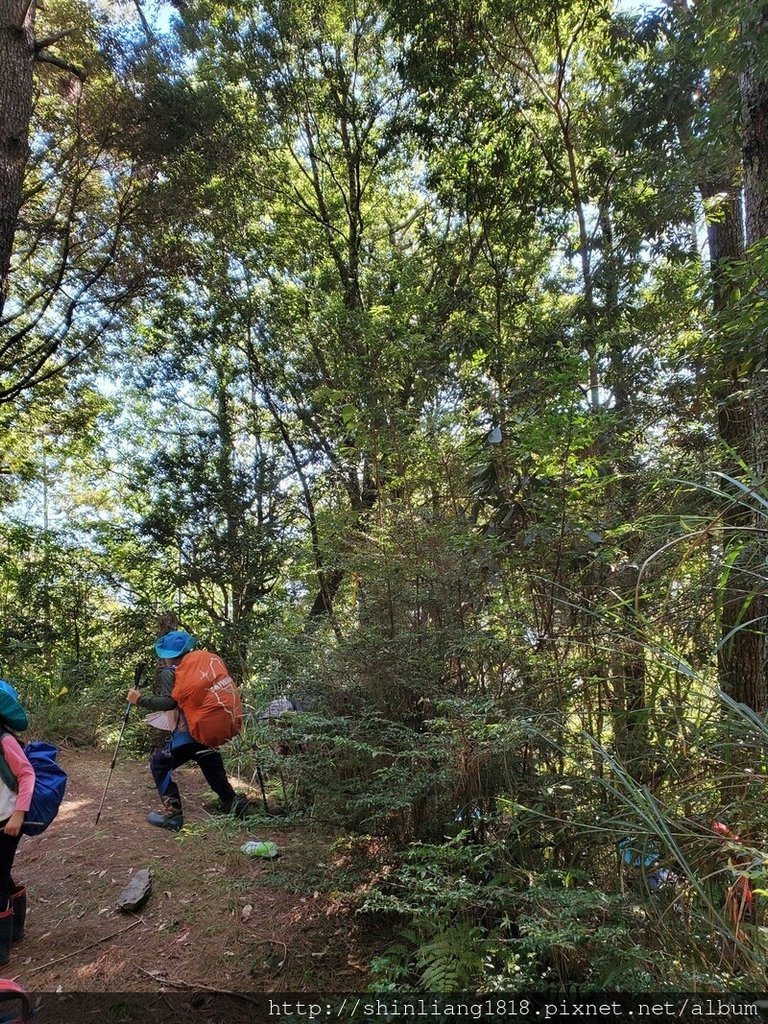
top-left (0, 680), bottom-right (28, 731)
top-left (155, 631), bottom-right (197, 659)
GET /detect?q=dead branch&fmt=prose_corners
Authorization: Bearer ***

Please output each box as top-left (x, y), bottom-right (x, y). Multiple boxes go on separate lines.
top-left (137, 968), bottom-right (262, 1005)
top-left (17, 916), bottom-right (143, 976)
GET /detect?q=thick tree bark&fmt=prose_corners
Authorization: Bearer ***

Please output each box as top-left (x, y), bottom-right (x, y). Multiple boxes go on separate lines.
top-left (704, 15), bottom-right (768, 711)
top-left (0, 0), bottom-right (36, 322)
top-left (701, 176), bottom-right (768, 712)
top-left (668, 2), bottom-right (767, 711)
top-left (741, 7), bottom-right (768, 248)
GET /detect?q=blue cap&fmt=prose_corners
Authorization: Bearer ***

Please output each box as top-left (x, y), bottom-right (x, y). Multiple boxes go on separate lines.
top-left (0, 680), bottom-right (28, 731)
top-left (155, 631), bottom-right (196, 659)
top-left (0, 681), bottom-right (19, 701)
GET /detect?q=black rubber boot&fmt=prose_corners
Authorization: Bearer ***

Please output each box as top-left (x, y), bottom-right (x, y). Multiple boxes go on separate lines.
top-left (10, 886), bottom-right (25, 943)
top-left (0, 907), bottom-right (13, 966)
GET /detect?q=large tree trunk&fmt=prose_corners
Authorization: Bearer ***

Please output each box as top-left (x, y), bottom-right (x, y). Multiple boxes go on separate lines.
top-left (712, 13), bottom-right (768, 712)
top-left (741, 7), bottom-right (768, 248)
top-left (674, 3), bottom-right (768, 713)
top-left (702, 171), bottom-right (768, 713)
top-left (0, 0), bottom-right (36, 321)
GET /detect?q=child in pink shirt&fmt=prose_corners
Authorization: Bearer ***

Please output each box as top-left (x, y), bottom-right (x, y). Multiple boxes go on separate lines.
top-left (0, 733), bottom-right (35, 830)
top-left (0, 681), bottom-right (35, 965)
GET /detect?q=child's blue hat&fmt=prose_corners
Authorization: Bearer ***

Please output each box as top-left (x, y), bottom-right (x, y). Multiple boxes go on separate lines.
top-left (0, 681), bottom-right (28, 731)
top-left (155, 631), bottom-right (197, 659)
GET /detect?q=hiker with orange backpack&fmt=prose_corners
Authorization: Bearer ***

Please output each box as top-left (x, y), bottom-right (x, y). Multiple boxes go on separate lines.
top-left (126, 630), bottom-right (248, 831)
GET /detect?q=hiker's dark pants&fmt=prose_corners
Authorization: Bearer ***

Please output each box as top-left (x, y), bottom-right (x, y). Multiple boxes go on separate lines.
top-left (150, 739), bottom-right (236, 811)
top-left (0, 826), bottom-right (20, 912)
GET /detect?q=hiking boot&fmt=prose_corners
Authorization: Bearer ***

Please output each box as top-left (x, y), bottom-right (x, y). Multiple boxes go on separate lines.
top-left (221, 794), bottom-right (250, 819)
top-left (231, 794), bottom-right (250, 819)
top-left (147, 802), bottom-right (184, 831)
top-left (10, 886), bottom-right (25, 943)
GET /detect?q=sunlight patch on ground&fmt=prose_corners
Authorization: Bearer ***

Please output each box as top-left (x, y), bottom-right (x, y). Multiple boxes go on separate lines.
top-left (72, 951), bottom-right (121, 981)
top-left (56, 797), bottom-right (92, 821)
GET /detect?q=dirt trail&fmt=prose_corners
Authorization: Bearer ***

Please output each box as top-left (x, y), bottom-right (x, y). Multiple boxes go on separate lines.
top-left (8, 748), bottom-right (377, 995)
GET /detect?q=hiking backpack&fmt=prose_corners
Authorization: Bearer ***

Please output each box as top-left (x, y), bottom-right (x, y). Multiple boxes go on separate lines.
top-left (171, 650), bottom-right (243, 748)
top-left (0, 738), bottom-right (67, 837)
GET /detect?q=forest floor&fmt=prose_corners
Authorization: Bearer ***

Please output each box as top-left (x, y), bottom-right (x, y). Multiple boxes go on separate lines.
top-left (6, 748), bottom-right (386, 1003)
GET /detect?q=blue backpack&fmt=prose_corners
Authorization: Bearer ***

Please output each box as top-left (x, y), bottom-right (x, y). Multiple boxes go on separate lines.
top-left (0, 737), bottom-right (67, 837)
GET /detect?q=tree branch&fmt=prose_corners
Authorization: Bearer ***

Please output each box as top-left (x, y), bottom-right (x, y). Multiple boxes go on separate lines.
top-left (132, 0), bottom-right (155, 43)
top-left (35, 29), bottom-right (77, 51)
top-left (35, 51), bottom-right (86, 80)
top-left (15, 0), bottom-right (34, 30)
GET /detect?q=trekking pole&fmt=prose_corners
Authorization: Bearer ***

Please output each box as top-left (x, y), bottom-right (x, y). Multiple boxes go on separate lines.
top-left (95, 661), bottom-right (147, 825)
top-left (254, 762), bottom-right (271, 815)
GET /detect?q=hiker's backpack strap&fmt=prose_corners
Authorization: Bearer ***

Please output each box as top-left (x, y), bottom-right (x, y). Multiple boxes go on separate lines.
top-left (0, 979), bottom-right (32, 1022)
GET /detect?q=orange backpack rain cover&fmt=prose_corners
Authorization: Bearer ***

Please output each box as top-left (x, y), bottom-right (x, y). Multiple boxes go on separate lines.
top-left (172, 650), bottom-right (243, 748)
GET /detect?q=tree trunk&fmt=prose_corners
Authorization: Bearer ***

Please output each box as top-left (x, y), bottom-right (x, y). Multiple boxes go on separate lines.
top-left (0, 0), bottom-right (36, 321)
top-left (700, 176), bottom-right (768, 712)
top-left (741, 7), bottom-right (768, 248)
top-left (725, 12), bottom-right (768, 713)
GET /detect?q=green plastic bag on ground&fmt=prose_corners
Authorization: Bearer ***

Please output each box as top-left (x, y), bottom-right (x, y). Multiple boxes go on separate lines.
top-left (241, 840), bottom-right (279, 859)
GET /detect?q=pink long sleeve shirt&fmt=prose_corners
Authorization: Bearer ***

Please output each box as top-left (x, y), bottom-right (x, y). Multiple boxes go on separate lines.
top-left (0, 734), bottom-right (35, 812)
